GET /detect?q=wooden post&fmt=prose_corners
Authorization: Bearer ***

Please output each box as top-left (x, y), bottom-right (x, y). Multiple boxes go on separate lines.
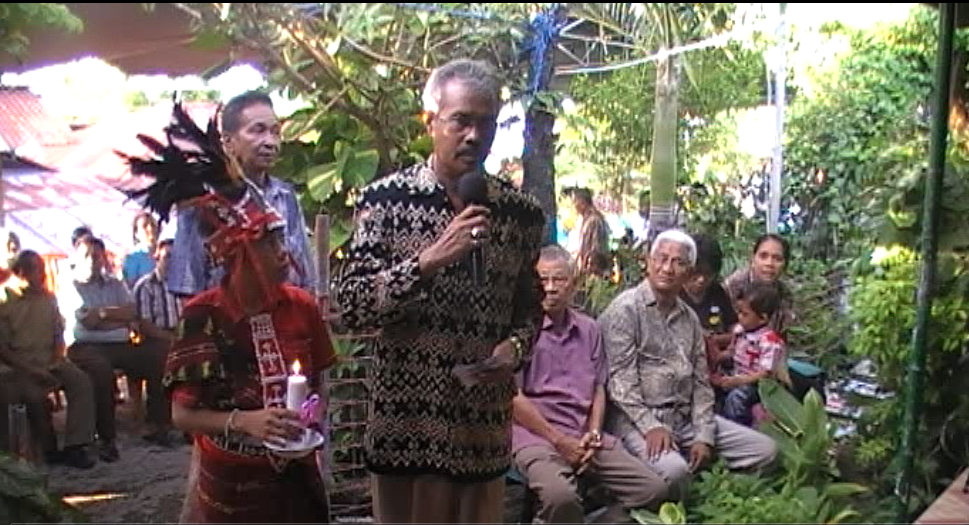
top-left (315, 214), bottom-right (330, 300)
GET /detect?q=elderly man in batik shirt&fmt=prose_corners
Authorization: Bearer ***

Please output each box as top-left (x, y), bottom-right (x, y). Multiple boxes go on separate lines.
top-left (337, 59), bottom-right (545, 524)
top-left (599, 230), bottom-right (777, 500)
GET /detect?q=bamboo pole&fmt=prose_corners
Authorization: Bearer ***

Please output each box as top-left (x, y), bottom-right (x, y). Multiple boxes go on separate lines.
top-left (315, 214), bottom-right (330, 300)
top-left (894, 3), bottom-right (954, 521)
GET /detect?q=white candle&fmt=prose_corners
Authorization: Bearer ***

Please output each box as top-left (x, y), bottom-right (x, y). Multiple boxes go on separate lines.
top-left (286, 360), bottom-right (308, 412)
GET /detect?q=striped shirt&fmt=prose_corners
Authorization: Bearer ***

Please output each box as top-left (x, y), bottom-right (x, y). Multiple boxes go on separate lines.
top-left (134, 272), bottom-right (182, 331)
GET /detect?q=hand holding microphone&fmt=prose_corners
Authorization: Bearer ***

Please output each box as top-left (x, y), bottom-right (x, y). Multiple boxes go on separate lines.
top-left (417, 172), bottom-right (492, 278)
top-left (458, 171), bottom-right (490, 286)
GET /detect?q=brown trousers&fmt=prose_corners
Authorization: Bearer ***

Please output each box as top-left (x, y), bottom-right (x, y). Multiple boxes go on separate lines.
top-left (69, 340), bottom-right (167, 441)
top-left (372, 473), bottom-right (505, 524)
top-left (0, 360), bottom-right (96, 452)
top-left (514, 441), bottom-right (668, 523)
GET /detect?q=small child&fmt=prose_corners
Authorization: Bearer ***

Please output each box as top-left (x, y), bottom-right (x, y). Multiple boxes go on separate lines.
top-left (717, 281), bottom-right (790, 426)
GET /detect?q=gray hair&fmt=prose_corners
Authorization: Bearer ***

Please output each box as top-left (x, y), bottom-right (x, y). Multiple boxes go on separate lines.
top-left (650, 230), bottom-right (697, 267)
top-left (538, 244), bottom-right (577, 275)
top-left (421, 59), bottom-right (500, 113)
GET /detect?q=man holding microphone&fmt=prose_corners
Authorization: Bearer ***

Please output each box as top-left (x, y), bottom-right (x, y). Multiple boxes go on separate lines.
top-left (337, 59), bottom-right (545, 523)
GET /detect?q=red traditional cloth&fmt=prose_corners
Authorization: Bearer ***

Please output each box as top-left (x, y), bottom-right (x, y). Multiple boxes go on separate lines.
top-left (165, 284), bottom-right (337, 523)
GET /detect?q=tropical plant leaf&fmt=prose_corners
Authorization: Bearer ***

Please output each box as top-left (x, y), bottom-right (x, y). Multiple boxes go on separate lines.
top-left (824, 482), bottom-right (868, 498)
top-left (657, 501), bottom-right (687, 524)
top-left (826, 508), bottom-right (862, 524)
top-left (306, 162), bottom-right (343, 202)
top-left (343, 149), bottom-right (379, 188)
top-left (630, 508), bottom-right (662, 524)
top-left (759, 378), bottom-right (806, 437)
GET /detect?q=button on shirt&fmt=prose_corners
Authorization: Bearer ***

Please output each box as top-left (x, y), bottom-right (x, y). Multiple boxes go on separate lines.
top-left (167, 176), bottom-right (315, 296)
top-left (513, 309), bottom-right (616, 453)
top-left (599, 282), bottom-right (716, 446)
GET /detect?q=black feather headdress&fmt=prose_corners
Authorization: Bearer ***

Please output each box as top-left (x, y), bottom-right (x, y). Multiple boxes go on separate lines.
top-left (116, 100), bottom-right (242, 224)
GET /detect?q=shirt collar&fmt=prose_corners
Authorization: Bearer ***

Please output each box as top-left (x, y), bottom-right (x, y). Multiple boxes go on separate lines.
top-left (408, 161), bottom-right (504, 204)
top-left (217, 283), bottom-right (286, 324)
top-left (542, 308), bottom-right (579, 335)
top-left (744, 323), bottom-right (772, 337)
top-left (638, 281), bottom-right (688, 321)
top-left (411, 162), bottom-right (444, 196)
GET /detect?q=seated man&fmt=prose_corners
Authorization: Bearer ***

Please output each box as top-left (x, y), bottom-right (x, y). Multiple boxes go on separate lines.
top-left (599, 230), bottom-right (777, 500)
top-left (512, 245), bottom-right (667, 523)
top-left (132, 239), bottom-right (181, 446)
top-left (65, 236), bottom-right (158, 462)
top-left (715, 281), bottom-right (791, 426)
top-left (0, 250), bottom-right (96, 468)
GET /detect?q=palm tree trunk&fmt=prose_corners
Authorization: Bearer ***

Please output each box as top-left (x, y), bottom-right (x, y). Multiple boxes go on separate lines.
top-left (648, 51), bottom-right (680, 239)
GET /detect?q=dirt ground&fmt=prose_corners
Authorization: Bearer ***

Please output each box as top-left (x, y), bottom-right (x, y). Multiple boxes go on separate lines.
top-left (44, 400), bottom-right (190, 523)
top-left (41, 397), bottom-right (532, 524)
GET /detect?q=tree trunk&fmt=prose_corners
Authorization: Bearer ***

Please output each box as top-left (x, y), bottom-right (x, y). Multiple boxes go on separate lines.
top-left (648, 52), bottom-right (680, 240)
top-left (522, 4), bottom-right (567, 246)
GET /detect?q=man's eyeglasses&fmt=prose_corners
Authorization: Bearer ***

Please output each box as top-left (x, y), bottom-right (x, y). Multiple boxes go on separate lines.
top-left (435, 113), bottom-right (497, 134)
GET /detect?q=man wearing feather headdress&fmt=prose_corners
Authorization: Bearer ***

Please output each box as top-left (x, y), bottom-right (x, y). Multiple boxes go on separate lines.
top-left (121, 98), bottom-right (336, 523)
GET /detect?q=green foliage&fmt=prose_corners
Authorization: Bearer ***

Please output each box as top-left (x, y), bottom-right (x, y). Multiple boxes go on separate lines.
top-left (871, 142), bottom-right (969, 251)
top-left (273, 110), bottom-right (387, 254)
top-left (576, 275), bottom-right (622, 318)
top-left (783, 7), bottom-right (939, 260)
top-left (0, 3), bottom-right (82, 57)
top-left (631, 501), bottom-right (687, 524)
top-left (784, 258), bottom-right (852, 371)
top-left (159, 89), bottom-right (220, 103)
top-left (671, 382), bottom-right (866, 524)
top-left (0, 453), bottom-right (85, 523)
top-left (847, 246), bottom-right (969, 392)
top-left (326, 336), bottom-right (370, 492)
top-left (845, 244), bottom-right (969, 516)
top-left (687, 461), bottom-right (864, 524)
top-left (759, 380), bottom-right (842, 486)
top-left (565, 4), bottom-right (766, 201)
top-left (187, 2), bottom-right (530, 177)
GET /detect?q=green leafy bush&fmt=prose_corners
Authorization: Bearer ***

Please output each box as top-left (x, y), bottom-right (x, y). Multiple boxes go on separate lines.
top-left (0, 453), bottom-right (84, 523)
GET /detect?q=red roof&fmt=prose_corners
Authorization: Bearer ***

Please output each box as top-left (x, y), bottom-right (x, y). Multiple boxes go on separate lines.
top-left (3, 155), bottom-right (124, 212)
top-left (0, 87), bottom-right (75, 154)
top-left (58, 101), bottom-right (218, 192)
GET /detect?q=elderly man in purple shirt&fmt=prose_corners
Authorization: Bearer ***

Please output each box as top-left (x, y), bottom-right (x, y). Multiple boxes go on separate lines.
top-left (512, 245), bottom-right (668, 523)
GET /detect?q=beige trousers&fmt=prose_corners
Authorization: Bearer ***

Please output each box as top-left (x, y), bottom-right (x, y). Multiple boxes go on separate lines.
top-left (514, 441), bottom-right (668, 523)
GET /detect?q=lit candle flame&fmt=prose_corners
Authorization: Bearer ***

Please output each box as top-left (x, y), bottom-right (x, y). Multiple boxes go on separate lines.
top-left (292, 359), bottom-right (302, 376)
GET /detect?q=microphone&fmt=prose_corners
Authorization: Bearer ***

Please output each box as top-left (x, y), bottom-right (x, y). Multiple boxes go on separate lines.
top-left (457, 171), bottom-right (489, 286)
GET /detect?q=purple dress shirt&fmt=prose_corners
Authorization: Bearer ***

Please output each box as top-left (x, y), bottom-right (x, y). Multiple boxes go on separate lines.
top-left (513, 308), bottom-right (617, 453)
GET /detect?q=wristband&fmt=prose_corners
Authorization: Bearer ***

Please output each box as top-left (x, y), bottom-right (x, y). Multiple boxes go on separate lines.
top-left (224, 408), bottom-right (240, 437)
